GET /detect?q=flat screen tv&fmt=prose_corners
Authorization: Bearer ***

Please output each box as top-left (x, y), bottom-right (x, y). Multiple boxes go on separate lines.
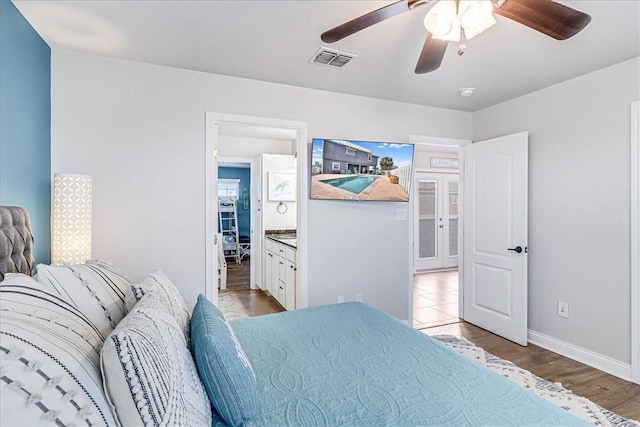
top-left (310, 138), bottom-right (415, 202)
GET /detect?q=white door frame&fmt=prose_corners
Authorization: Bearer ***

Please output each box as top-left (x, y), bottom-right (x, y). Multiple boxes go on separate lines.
top-left (218, 156), bottom-right (256, 289)
top-left (205, 112), bottom-right (308, 308)
top-left (631, 100), bottom-right (639, 384)
top-left (409, 135), bottom-right (471, 323)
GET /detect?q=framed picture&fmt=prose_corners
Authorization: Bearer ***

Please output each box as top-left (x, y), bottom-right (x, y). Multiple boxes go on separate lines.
top-left (268, 172), bottom-right (296, 201)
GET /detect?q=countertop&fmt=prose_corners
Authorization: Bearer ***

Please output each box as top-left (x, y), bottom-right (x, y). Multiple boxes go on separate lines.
top-left (266, 234), bottom-right (297, 249)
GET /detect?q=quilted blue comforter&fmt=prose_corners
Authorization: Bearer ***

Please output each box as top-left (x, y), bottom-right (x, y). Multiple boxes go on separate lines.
top-left (215, 302), bottom-right (586, 426)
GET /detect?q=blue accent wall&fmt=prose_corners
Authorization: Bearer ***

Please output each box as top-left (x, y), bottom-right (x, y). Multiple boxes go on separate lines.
top-left (218, 167), bottom-right (250, 239)
top-left (0, 0), bottom-right (51, 264)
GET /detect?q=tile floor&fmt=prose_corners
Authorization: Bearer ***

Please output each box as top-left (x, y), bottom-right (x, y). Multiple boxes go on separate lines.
top-left (413, 270), bottom-right (460, 329)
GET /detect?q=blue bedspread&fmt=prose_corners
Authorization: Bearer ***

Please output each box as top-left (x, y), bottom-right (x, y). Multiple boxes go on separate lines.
top-left (215, 302), bottom-right (587, 426)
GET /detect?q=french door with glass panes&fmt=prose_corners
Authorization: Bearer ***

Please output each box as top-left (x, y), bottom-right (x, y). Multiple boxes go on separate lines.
top-left (414, 171), bottom-right (459, 271)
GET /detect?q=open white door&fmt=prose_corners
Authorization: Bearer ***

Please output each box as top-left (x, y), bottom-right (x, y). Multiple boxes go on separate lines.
top-left (463, 132), bottom-right (528, 345)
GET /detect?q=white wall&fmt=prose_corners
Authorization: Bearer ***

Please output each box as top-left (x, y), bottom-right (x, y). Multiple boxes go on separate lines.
top-left (474, 57), bottom-right (640, 364)
top-left (51, 49), bottom-right (472, 318)
top-left (262, 154), bottom-right (296, 231)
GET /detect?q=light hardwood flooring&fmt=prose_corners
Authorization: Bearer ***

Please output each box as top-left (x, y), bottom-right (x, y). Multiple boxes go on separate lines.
top-left (223, 262), bottom-right (639, 421)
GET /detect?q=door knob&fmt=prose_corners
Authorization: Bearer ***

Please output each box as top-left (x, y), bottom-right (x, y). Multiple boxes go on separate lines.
top-left (508, 246), bottom-right (523, 253)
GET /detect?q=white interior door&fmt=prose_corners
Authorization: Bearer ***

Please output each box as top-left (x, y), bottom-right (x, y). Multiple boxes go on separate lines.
top-left (463, 132), bottom-right (528, 345)
top-left (443, 174), bottom-right (459, 269)
top-left (414, 171), bottom-right (459, 271)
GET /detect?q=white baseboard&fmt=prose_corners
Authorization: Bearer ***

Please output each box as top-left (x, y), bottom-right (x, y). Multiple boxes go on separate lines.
top-left (528, 330), bottom-right (632, 382)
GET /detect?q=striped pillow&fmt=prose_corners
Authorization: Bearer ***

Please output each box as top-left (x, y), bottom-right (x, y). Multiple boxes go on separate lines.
top-left (36, 261), bottom-right (132, 339)
top-left (0, 274), bottom-right (116, 426)
top-left (101, 291), bottom-right (211, 426)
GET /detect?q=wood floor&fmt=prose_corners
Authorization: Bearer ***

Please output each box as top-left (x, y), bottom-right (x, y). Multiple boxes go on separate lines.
top-left (222, 256), bottom-right (285, 316)
top-left (425, 322), bottom-right (640, 421)
top-left (223, 259), bottom-right (639, 421)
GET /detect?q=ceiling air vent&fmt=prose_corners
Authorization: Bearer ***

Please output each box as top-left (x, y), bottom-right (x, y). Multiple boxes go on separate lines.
top-left (310, 47), bottom-right (357, 68)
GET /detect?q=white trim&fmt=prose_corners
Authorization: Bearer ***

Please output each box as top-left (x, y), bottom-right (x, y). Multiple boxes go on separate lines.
top-left (205, 118), bottom-right (216, 303)
top-left (631, 100), bottom-right (640, 384)
top-left (409, 134), bottom-right (471, 147)
top-left (528, 330), bottom-right (632, 381)
top-left (408, 135), bottom-right (471, 326)
top-left (205, 112), bottom-right (308, 309)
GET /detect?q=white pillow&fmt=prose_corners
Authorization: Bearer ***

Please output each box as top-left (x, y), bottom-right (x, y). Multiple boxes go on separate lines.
top-left (0, 274), bottom-right (117, 426)
top-left (36, 261), bottom-right (132, 339)
top-left (101, 291), bottom-right (211, 426)
top-left (124, 269), bottom-right (191, 342)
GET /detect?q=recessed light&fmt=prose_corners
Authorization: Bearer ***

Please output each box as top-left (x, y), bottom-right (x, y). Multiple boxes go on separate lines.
top-left (459, 87), bottom-right (475, 97)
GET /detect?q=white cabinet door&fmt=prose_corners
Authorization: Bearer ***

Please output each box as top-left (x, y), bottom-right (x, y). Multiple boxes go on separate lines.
top-left (277, 256), bottom-right (286, 306)
top-left (463, 132), bottom-right (528, 346)
top-left (265, 249), bottom-right (274, 295)
top-left (285, 259), bottom-right (296, 310)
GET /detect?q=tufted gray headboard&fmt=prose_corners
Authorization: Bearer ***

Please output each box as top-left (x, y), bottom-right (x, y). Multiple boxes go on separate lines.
top-left (0, 206), bottom-right (35, 281)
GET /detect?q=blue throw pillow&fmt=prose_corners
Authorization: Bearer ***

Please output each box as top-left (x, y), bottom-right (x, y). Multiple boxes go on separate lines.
top-left (190, 294), bottom-right (259, 426)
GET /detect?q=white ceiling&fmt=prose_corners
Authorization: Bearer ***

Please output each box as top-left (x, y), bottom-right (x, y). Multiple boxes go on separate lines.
top-left (12, 0), bottom-right (640, 112)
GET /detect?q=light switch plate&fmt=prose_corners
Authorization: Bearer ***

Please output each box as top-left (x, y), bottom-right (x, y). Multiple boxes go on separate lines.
top-left (396, 208), bottom-right (407, 221)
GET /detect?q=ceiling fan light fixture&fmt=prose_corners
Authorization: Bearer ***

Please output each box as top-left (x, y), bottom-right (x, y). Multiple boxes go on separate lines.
top-left (459, 0), bottom-right (496, 39)
top-left (424, 0), bottom-right (461, 41)
top-left (463, 13), bottom-right (496, 39)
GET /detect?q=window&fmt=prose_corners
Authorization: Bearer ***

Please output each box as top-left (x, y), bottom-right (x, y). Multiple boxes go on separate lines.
top-left (345, 147), bottom-right (356, 156)
top-left (218, 179), bottom-right (240, 199)
top-left (332, 162), bottom-right (340, 171)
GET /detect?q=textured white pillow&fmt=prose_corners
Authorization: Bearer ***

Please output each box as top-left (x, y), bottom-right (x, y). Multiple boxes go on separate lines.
top-left (36, 261), bottom-right (133, 339)
top-left (101, 291), bottom-right (211, 427)
top-left (3, 272), bottom-right (55, 291)
top-left (0, 274), bottom-right (117, 426)
top-left (124, 269), bottom-right (191, 341)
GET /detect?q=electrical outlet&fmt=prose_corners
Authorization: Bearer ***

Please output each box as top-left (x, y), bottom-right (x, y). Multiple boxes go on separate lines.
top-left (337, 295), bottom-right (344, 303)
top-left (557, 301), bottom-right (569, 318)
top-left (356, 293), bottom-right (363, 302)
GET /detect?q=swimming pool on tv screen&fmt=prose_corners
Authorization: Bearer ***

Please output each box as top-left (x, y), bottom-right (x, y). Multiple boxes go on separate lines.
top-left (321, 176), bottom-right (377, 194)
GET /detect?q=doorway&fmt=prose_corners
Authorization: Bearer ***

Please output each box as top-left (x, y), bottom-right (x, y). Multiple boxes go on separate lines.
top-left (218, 159), bottom-right (252, 291)
top-left (408, 135), bottom-right (470, 329)
top-left (205, 112), bottom-right (308, 311)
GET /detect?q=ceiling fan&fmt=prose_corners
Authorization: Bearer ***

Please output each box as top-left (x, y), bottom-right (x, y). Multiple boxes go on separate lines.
top-left (321, 0), bottom-right (591, 74)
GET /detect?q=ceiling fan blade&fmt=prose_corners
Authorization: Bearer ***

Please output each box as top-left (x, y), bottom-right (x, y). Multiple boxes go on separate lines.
top-left (321, 0), bottom-right (431, 43)
top-left (415, 33), bottom-right (448, 74)
top-left (494, 0), bottom-right (591, 40)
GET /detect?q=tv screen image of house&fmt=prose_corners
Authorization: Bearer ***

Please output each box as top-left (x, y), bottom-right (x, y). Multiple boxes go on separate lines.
top-left (310, 138), bottom-right (415, 202)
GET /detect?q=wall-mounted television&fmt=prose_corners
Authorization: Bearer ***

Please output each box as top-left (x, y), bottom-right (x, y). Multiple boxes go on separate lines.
top-left (310, 138), bottom-right (415, 202)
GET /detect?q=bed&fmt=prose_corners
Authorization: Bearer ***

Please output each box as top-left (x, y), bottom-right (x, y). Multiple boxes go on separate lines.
top-left (0, 205), bottom-right (591, 426)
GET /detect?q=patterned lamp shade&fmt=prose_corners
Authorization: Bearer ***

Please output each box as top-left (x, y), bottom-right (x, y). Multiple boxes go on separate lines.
top-left (52, 174), bottom-right (92, 265)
